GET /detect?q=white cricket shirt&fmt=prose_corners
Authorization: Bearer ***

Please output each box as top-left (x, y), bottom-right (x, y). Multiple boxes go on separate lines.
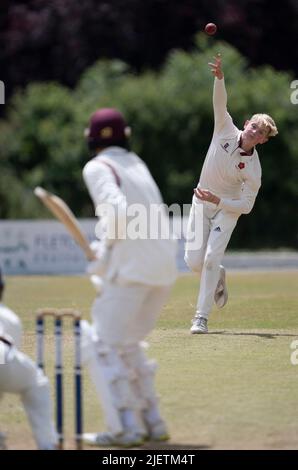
top-left (83, 147), bottom-right (177, 286)
top-left (198, 77), bottom-right (262, 215)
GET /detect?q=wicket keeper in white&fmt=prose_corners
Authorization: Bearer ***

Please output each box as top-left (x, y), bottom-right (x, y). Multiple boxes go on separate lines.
top-left (0, 269), bottom-right (57, 450)
top-left (185, 54), bottom-right (278, 334)
top-left (80, 108), bottom-right (177, 447)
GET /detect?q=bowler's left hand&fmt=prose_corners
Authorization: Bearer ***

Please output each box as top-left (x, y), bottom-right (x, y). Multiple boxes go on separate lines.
top-left (194, 187), bottom-right (220, 205)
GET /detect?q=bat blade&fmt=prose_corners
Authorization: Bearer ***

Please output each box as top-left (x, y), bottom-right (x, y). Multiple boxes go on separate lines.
top-left (34, 186), bottom-right (95, 261)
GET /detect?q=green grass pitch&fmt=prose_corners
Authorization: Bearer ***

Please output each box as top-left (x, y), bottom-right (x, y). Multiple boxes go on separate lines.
top-left (1, 271), bottom-right (298, 449)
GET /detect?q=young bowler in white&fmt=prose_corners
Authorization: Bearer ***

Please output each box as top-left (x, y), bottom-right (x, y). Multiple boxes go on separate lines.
top-left (185, 54), bottom-right (278, 334)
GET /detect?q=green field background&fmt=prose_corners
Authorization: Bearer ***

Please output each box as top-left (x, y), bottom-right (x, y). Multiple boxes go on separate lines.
top-left (1, 272), bottom-right (298, 450)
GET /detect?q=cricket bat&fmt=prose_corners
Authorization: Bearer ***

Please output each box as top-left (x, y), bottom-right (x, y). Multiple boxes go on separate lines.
top-left (34, 186), bottom-right (96, 261)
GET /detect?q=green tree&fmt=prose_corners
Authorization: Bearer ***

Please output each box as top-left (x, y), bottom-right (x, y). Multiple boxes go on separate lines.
top-left (1, 37), bottom-right (297, 247)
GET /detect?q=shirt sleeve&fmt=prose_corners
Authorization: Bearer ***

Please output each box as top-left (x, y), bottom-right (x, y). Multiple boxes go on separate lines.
top-left (0, 313), bottom-right (22, 348)
top-left (213, 77), bottom-right (236, 136)
top-left (218, 175), bottom-right (261, 215)
top-left (83, 160), bottom-right (127, 244)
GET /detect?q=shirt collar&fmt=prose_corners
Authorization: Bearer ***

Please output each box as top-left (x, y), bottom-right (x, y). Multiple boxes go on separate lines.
top-left (103, 146), bottom-right (127, 154)
top-left (237, 132), bottom-right (255, 157)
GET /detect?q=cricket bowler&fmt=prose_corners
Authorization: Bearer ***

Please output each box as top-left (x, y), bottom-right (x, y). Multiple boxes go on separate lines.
top-left (185, 54), bottom-right (278, 334)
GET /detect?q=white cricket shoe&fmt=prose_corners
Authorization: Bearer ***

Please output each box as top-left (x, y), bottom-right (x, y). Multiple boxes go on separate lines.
top-left (214, 265), bottom-right (228, 308)
top-left (146, 420), bottom-right (170, 442)
top-left (190, 316), bottom-right (208, 334)
top-left (82, 431), bottom-right (145, 448)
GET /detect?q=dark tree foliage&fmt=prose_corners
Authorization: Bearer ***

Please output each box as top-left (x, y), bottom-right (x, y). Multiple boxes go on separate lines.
top-left (1, 0), bottom-right (297, 101)
top-left (215, 0), bottom-right (298, 75)
top-left (0, 0), bottom-right (207, 98)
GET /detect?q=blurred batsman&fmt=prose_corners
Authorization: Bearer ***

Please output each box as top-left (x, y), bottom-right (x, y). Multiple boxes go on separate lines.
top-left (0, 269), bottom-right (57, 450)
top-left (80, 108), bottom-right (177, 447)
top-left (185, 54), bottom-right (278, 334)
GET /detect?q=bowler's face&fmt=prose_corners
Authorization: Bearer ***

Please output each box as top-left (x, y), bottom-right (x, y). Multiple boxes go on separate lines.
top-left (243, 121), bottom-right (269, 145)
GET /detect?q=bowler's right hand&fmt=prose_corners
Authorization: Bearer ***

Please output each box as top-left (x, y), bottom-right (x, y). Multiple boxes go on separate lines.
top-left (208, 53), bottom-right (224, 80)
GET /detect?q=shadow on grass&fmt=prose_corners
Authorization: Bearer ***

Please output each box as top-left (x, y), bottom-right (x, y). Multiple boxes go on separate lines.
top-left (208, 331), bottom-right (298, 339)
top-left (82, 442), bottom-right (210, 451)
top-left (140, 441), bottom-right (210, 450)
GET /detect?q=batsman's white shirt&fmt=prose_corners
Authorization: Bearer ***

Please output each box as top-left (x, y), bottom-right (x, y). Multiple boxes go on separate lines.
top-left (199, 77), bottom-right (262, 215)
top-left (83, 147), bottom-right (177, 286)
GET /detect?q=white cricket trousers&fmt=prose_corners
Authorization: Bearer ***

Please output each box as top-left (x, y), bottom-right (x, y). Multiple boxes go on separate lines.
top-left (185, 198), bottom-right (238, 319)
top-left (81, 281), bottom-right (172, 436)
top-left (91, 282), bottom-right (172, 346)
top-left (0, 345), bottom-right (57, 449)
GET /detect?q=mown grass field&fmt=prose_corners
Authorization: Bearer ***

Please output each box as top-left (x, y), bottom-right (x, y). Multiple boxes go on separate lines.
top-left (1, 271), bottom-right (298, 450)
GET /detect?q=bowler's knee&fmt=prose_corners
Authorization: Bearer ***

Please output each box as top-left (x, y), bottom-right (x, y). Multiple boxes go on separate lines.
top-left (184, 251), bottom-right (203, 274)
top-left (204, 251), bottom-right (220, 271)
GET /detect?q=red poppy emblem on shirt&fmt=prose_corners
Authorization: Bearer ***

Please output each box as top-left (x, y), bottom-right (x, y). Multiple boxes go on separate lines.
top-left (238, 162), bottom-right (245, 170)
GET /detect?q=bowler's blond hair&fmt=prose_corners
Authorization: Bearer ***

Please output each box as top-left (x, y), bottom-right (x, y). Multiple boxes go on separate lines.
top-left (250, 113), bottom-right (278, 138)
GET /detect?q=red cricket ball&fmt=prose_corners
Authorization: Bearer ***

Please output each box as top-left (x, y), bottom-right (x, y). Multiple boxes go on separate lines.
top-left (205, 23), bottom-right (217, 35)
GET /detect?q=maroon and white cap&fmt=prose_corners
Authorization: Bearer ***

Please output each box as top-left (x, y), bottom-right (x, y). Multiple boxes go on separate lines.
top-left (85, 108), bottom-right (128, 146)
